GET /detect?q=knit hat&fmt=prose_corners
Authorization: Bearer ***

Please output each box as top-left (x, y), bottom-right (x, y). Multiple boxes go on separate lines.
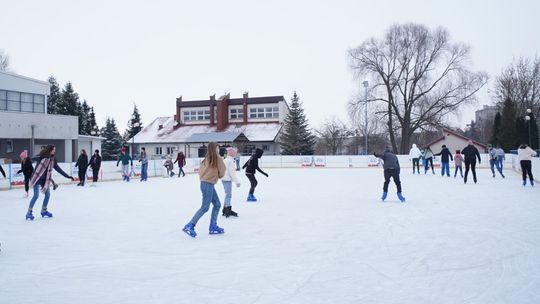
top-left (226, 147), bottom-right (237, 157)
top-left (20, 150), bottom-right (28, 159)
top-left (121, 147), bottom-right (127, 153)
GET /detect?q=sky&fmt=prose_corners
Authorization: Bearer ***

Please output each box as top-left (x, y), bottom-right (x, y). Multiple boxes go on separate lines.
top-left (1, 0), bottom-right (539, 133)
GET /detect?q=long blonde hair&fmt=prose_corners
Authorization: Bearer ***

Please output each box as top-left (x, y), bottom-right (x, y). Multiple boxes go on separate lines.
top-left (203, 142), bottom-right (220, 168)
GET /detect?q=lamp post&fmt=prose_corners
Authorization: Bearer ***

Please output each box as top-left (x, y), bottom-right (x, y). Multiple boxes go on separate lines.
top-left (128, 121), bottom-right (140, 156)
top-left (525, 108), bottom-right (532, 147)
top-left (363, 80), bottom-right (369, 155)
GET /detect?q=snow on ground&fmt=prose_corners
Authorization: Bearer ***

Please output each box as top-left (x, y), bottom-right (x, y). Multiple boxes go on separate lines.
top-left (0, 168), bottom-right (539, 304)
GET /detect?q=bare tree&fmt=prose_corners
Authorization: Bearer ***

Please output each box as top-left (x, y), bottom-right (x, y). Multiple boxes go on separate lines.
top-left (0, 50), bottom-right (10, 71)
top-left (494, 56), bottom-right (540, 118)
top-left (315, 117), bottom-right (352, 155)
top-left (349, 23), bottom-right (488, 153)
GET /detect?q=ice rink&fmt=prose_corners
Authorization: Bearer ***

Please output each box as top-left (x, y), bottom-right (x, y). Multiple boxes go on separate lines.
top-left (1, 168), bottom-right (539, 304)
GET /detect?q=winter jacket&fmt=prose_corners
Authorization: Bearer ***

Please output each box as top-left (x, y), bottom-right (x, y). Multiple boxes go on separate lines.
top-left (116, 153), bottom-right (133, 166)
top-left (31, 156), bottom-right (71, 187)
top-left (89, 154), bottom-right (102, 170)
top-left (374, 149), bottom-right (400, 171)
top-left (423, 149), bottom-right (434, 159)
top-left (0, 164), bottom-right (5, 178)
top-left (174, 153), bottom-right (186, 167)
top-left (495, 148), bottom-right (505, 160)
top-left (462, 145), bottom-right (481, 163)
top-left (454, 154), bottom-right (463, 167)
top-left (222, 156), bottom-right (240, 183)
top-left (435, 147), bottom-right (453, 163)
top-left (139, 151), bottom-right (148, 165)
top-left (518, 145), bottom-right (537, 161)
top-left (198, 157), bottom-right (226, 184)
top-left (488, 148), bottom-right (497, 160)
top-left (17, 158), bottom-right (34, 177)
top-left (409, 144), bottom-right (422, 159)
top-left (75, 154), bottom-right (89, 171)
top-left (243, 148), bottom-right (267, 176)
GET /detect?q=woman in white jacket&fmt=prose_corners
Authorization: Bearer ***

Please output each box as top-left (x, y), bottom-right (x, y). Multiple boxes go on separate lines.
top-left (222, 147), bottom-right (241, 217)
top-left (518, 144), bottom-right (537, 186)
top-left (409, 144), bottom-right (422, 174)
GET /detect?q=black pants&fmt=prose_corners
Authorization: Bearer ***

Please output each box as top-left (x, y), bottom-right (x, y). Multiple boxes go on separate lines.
top-left (424, 158), bottom-right (434, 173)
top-left (464, 160), bottom-right (477, 183)
top-left (520, 160), bottom-right (533, 181)
top-left (92, 167), bottom-right (100, 182)
top-left (178, 166), bottom-right (185, 177)
top-left (383, 169), bottom-right (402, 193)
top-left (78, 169), bottom-right (87, 185)
top-left (24, 175), bottom-right (31, 192)
top-left (454, 165), bottom-right (463, 177)
top-left (412, 158), bottom-right (420, 173)
top-left (246, 173), bottom-right (258, 194)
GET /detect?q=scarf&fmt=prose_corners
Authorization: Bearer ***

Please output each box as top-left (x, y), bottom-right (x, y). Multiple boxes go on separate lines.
top-left (29, 157), bottom-right (54, 193)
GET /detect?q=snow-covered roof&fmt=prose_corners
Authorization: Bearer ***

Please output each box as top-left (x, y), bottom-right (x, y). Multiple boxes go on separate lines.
top-left (185, 131), bottom-right (246, 143)
top-left (131, 117), bottom-right (282, 144)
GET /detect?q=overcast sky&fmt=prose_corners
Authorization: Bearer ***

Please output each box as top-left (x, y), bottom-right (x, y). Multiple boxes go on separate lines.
top-left (1, 0), bottom-right (539, 132)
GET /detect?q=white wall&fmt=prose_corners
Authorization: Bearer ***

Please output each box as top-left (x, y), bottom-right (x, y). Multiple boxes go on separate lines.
top-left (0, 112), bottom-right (78, 139)
top-left (0, 71), bottom-right (50, 96)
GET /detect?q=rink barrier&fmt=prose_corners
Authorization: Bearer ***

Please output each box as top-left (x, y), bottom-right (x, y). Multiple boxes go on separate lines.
top-left (1, 154), bottom-right (538, 190)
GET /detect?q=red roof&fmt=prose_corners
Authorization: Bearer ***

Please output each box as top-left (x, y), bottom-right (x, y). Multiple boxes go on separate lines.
top-left (424, 128), bottom-right (487, 150)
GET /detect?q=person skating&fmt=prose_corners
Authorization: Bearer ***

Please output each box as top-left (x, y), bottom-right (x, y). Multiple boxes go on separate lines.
top-left (454, 150), bottom-right (463, 178)
top-left (423, 147), bottom-right (435, 174)
top-left (222, 147), bottom-right (241, 217)
top-left (116, 147), bottom-right (133, 182)
top-left (139, 147), bottom-right (148, 181)
top-left (409, 144), bottom-right (422, 174)
top-left (434, 145), bottom-right (453, 177)
top-left (183, 142), bottom-right (226, 238)
top-left (88, 150), bottom-right (102, 186)
top-left (462, 140), bottom-right (481, 184)
top-left (75, 149), bottom-right (89, 186)
top-left (374, 146), bottom-right (405, 202)
top-left (26, 145), bottom-right (74, 220)
top-left (17, 150), bottom-right (34, 198)
top-left (234, 154), bottom-right (241, 171)
top-left (518, 143), bottom-right (537, 186)
top-left (174, 151), bottom-right (186, 177)
top-left (242, 148), bottom-right (268, 202)
top-left (164, 155), bottom-right (175, 177)
top-left (495, 145), bottom-right (506, 178)
top-left (487, 145), bottom-right (504, 178)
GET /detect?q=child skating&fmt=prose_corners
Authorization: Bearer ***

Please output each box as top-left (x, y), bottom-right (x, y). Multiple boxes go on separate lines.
top-left (222, 147), bottom-right (241, 217)
top-left (183, 142), bottom-right (226, 237)
top-left (374, 146), bottom-right (405, 202)
top-left (242, 148), bottom-right (268, 202)
top-left (454, 150), bottom-right (463, 178)
top-left (116, 147), bottom-right (133, 181)
top-left (164, 155), bottom-right (175, 177)
top-left (17, 150), bottom-right (34, 198)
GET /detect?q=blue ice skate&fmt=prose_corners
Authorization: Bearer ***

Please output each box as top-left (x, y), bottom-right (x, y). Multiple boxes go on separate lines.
top-left (247, 194), bottom-right (257, 202)
top-left (182, 223), bottom-right (197, 238)
top-left (209, 224), bottom-right (225, 235)
top-left (41, 210), bottom-right (53, 218)
top-left (25, 210), bottom-right (34, 221)
top-left (397, 192), bottom-right (406, 203)
top-left (381, 192), bottom-right (388, 201)
top-left (523, 180), bottom-right (527, 186)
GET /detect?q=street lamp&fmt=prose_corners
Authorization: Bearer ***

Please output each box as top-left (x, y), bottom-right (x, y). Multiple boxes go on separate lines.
top-left (363, 80), bottom-right (369, 155)
top-left (128, 121), bottom-right (140, 156)
top-left (525, 108), bottom-right (532, 147)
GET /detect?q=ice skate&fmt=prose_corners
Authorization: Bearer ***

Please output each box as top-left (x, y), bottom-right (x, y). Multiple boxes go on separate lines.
top-left (209, 224), bottom-right (225, 234)
top-left (182, 223), bottom-right (197, 238)
top-left (25, 210), bottom-right (34, 221)
top-left (41, 209), bottom-right (53, 218)
top-left (397, 192), bottom-right (406, 202)
top-left (381, 192), bottom-right (388, 201)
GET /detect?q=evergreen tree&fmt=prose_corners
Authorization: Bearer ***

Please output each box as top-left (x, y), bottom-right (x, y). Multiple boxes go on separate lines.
top-left (47, 76), bottom-right (62, 114)
top-left (79, 100), bottom-right (92, 135)
top-left (88, 107), bottom-right (99, 136)
top-left (59, 82), bottom-right (80, 116)
top-left (464, 120), bottom-right (480, 141)
top-left (279, 92), bottom-right (316, 155)
top-left (498, 97), bottom-right (517, 151)
top-left (515, 117), bottom-right (528, 148)
top-left (101, 118), bottom-right (124, 160)
top-left (490, 112), bottom-right (502, 145)
top-left (126, 104), bottom-right (143, 140)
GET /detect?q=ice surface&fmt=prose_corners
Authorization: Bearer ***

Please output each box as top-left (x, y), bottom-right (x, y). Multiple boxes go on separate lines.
top-left (1, 168), bottom-right (539, 304)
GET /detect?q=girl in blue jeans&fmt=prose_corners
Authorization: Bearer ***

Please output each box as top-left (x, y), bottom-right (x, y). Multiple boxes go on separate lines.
top-left (183, 142), bottom-right (226, 237)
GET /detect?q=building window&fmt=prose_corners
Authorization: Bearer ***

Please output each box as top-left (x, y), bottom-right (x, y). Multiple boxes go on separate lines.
top-left (155, 147), bottom-right (162, 155)
top-left (166, 146), bottom-right (175, 155)
top-left (0, 90), bottom-right (7, 110)
top-left (230, 108), bottom-right (244, 119)
top-left (6, 140), bottom-right (14, 153)
top-left (262, 145), bottom-right (269, 151)
top-left (249, 106), bottom-right (279, 119)
top-left (183, 110), bottom-right (211, 121)
top-left (0, 89), bottom-right (45, 113)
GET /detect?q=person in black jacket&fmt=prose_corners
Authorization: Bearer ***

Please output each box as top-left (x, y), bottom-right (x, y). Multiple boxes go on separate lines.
top-left (88, 150), bottom-right (102, 185)
top-left (75, 149), bottom-right (89, 186)
top-left (242, 148), bottom-right (268, 202)
top-left (461, 140), bottom-right (481, 184)
top-left (17, 150), bottom-right (34, 197)
top-left (374, 146), bottom-right (405, 202)
top-left (434, 145), bottom-right (453, 177)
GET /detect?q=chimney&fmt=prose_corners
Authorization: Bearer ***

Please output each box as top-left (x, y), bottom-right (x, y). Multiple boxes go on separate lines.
top-left (158, 124), bottom-right (164, 130)
top-left (216, 93), bottom-right (230, 132)
top-left (176, 96), bottom-right (182, 123)
top-left (210, 94), bottom-right (215, 101)
top-left (243, 91), bottom-right (248, 99)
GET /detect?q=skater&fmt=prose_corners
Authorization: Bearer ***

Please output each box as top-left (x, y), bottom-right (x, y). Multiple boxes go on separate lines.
top-left (495, 145), bottom-right (506, 177)
top-left (182, 142), bottom-right (226, 238)
top-left (139, 147), bottom-right (148, 181)
top-left (26, 145), bottom-right (74, 220)
top-left (454, 150), bottom-right (463, 178)
top-left (234, 153), bottom-right (241, 171)
top-left (462, 140), bottom-right (481, 184)
top-left (374, 146), bottom-right (405, 202)
top-left (518, 143), bottom-right (537, 186)
top-left (174, 151), bottom-right (186, 177)
top-left (75, 149), bottom-right (89, 186)
top-left (88, 150), bottom-right (102, 185)
top-left (409, 144), bottom-right (422, 174)
top-left (488, 145), bottom-right (504, 178)
top-left (116, 147), bottom-right (133, 182)
top-left (222, 147), bottom-right (241, 217)
top-left (38, 145), bottom-right (59, 190)
top-left (434, 145), bottom-right (453, 177)
top-left (164, 155), bottom-right (175, 177)
top-left (423, 147), bottom-right (435, 174)
top-left (242, 148), bottom-right (268, 202)
top-left (17, 150), bottom-right (34, 197)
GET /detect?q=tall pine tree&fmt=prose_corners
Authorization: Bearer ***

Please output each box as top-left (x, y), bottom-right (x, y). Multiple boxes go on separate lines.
top-left (498, 98), bottom-right (517, 151)
top-left (490, 112), bottom-right (502, 146)
top-left (126, 104), bottom-right (143, 140)
top-left (59, 82), bottom-right (80, 116)
top-left (279, 92), bottom-right (316, 155)
top-left (101, 118), bottom-right (124, 160)
top-left (47, 76), bottom-right (62, 114)
top-left (79, 100), bottom-right (92, 135)
top-left (88, 107), bottom-right (99, 136)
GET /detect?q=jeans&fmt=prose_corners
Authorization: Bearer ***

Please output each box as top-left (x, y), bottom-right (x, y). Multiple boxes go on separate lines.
top-left (28, 183), bottom-right (50, 210)
top-left (412, 158), bottom-right (420, 173)
top-left (178, 166), bottom-right (185, 177)
top-left (189, 181), bottom-right (221, 226)
top-left (424, 158), bottom-right (434, 173)
top-left (383, 169), bottom-right (402, 193)
top-left (490, 159), bottom-right (503, 176)
top-left (246, 173), bottom-right (258, 194)
top-left (497, 157), bottom-right (504, 171)
top-left (24, 176), bottom-right (30, 192)
top-left (235, 158), bottom-right (240, 170)
top-left (454, 165), bottom-right (463, 177)
top-left (441, 162), bottom-right (450, 176)
top-left (141, 163), bottom-right (148, 181)
top-left (222, 180), bottom-right (232, 207)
